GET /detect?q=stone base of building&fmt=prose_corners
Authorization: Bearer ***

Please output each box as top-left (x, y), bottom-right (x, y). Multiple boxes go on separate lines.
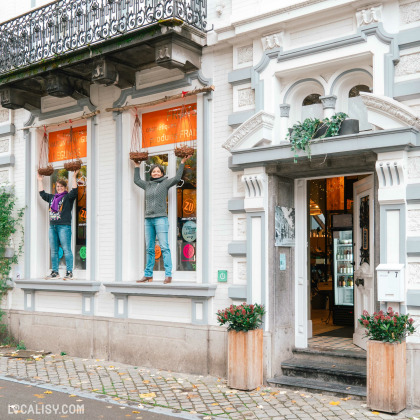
top-left (4, 310), bottom-right (229, 377)
top-left (406, 342), bottom-right (420, 409)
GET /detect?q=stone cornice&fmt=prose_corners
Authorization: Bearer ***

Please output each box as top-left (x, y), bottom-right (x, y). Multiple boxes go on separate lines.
top-left (360, 92), bottom-right (420, 130)
top-left (230, 0), bottom-right (328, 28)
top-left (222, 110), bottom-right (275, 152)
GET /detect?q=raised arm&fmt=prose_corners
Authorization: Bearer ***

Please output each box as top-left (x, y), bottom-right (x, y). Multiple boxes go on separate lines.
top-left (68, 170), bottom-right (79, 199)
top-left (133, 163), bottom-right (147, 190)
top-left (38, 172), bottom-right (54, 202)
top-left (37, 172), bottom-right (44, 192)
top-left (165, 157), bottom-right (188, 189)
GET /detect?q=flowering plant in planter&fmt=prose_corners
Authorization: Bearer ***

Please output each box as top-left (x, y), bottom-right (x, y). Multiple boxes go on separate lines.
top-left (358, 307), bottom-right (416, 343)
top-left (217, 303), bottom-right (266, 332)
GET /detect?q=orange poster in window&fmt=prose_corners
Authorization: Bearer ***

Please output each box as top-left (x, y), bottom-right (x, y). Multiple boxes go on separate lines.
top-left (142, 104), bottom-right (197, 148)
top-left (48, 126), bottom-right (87, 163)
top-left (183, 189), bottom-right (196, 218)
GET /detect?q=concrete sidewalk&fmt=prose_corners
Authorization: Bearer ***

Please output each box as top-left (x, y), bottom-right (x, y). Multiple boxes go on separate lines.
top-left (0, 353), bottom-right (418, 420)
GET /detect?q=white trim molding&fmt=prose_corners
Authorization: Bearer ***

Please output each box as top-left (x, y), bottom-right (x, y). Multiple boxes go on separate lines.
top-left (356, 4), bottom-right (383, 27)
top-left (360, 92), bottom-right (420, 130)
top-left (241, 168), bottom-right (267, 213)
top-left (262, 32), bottom-right (283, 51)
top-left (222, 110), bottom-right (275, 152)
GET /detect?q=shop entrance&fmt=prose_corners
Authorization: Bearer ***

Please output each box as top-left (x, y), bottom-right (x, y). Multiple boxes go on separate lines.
top-left (308, 175), bottom-right (372, 343)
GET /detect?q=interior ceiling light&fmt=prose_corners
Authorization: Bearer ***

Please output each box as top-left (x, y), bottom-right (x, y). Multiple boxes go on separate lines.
top-left (310, 199), bottom-right (322, 216)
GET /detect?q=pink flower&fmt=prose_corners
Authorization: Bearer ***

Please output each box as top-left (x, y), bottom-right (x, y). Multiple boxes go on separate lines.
top-left (362, 310), bottom-right (369, 317)
top-left (242, 309), bottom-right (246, 315)
top-left (409, 318), bottom-right (414, 324)
top-left (385, 316), bottom-right (391, 320)
top-left (363, 319), bottom-right (369, 326)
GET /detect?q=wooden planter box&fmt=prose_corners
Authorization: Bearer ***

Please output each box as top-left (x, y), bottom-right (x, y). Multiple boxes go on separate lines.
top-left (367, 340), bottom-right (406, 414)
top-left (228, 329), bottom-right (263, 391)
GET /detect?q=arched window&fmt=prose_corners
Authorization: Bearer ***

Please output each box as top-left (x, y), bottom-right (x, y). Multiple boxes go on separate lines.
top-left (348, 85), bottom-right (372, 131)
top-left (349, 84), bottom-right (371, 98)
top-left (302, 93), bottom-right (323, 120)
top-left (303, 94), bottom-right (322, 106)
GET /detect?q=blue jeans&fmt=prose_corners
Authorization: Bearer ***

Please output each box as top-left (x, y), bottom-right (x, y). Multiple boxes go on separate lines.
top-left (49, 225), bottom-right (73, 272)
top-left (144, 217), bottom-right (172, 277)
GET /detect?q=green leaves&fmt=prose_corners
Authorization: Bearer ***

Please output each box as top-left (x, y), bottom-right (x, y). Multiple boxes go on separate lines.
top-left (358, 308), bottom-right (416, 343)
top-left (287, 112), bottom-right (348, 162)
top-left (216, 303), bottom-right (266, 332)
top-left (0, 186), bottom-right (24, 345)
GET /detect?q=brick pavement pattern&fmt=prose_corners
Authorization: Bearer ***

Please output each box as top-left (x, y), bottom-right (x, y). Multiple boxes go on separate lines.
top-left (0, 354), bottom-right (418, 420)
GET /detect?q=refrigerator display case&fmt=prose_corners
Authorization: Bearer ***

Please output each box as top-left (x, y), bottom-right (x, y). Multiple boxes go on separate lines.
top-left (332, 229), bottom-right (354, 325)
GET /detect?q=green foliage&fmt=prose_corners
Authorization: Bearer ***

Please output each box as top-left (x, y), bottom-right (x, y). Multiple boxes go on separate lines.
top-left (60, 351), bottom-right (67, 356)
top-left (358, 307), bottom-right (416, 343)
top-left (217, 303), bottom-right (266, 332)
top-left (287, 112), bottom-right (348, 162)
top-left (0, 186), bottom-right (24, 345)
top-left (16, 340), bottom-right (26, 350)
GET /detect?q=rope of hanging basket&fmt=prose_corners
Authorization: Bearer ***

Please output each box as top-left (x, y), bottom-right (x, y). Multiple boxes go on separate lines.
top-left (63, 125), bottom-right (82, 171)
top-left (129, 112), bottom-right (149, 163)
top-left (174, 99), bottom-right (196, 158)
top-left (38, 126), bottom-right (54, 176)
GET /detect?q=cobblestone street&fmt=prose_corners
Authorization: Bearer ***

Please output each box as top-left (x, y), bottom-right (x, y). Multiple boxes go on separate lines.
top-left (0, 353), bottom-right (418, 420)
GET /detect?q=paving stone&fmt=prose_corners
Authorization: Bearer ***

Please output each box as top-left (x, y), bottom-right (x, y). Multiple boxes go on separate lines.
top-left (0, 354), bottom-right (418, 420)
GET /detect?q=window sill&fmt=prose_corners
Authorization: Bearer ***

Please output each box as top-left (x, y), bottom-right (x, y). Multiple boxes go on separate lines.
top-left (14, 279), bottom-right (101, 293)
top-left (104, 282), bottom-right (217, 299)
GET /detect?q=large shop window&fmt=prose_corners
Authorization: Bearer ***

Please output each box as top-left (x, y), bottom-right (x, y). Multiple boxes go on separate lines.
top-left (48, 127), bottom-right (87, 271)
top-left (142, 103), bottom-right (197, 274)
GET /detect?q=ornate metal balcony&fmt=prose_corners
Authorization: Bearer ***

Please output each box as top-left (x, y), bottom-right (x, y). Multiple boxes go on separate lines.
top-left (0, 0), bottom-right (207, 110)
top-left (0, 0), bottom-right (207, 77)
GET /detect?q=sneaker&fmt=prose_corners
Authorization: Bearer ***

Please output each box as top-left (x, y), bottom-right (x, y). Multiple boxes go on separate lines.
top-left (45, 271), bottom-right (60, 280)
top-left (63, 271), bottom-right (73, 281)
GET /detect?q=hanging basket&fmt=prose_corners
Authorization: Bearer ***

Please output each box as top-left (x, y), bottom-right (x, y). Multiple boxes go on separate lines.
top-left (38, 165), bottom-right (54, 176)
top-left (38, 126), bottom-right (54, 176)
top-left (174, 101), bottom-right (196, 159)
top-left (64, 159), bottom-right (82, 172)
top-left (129, 151), bottom-right (149, 163)
top-left (129, 112), bottom-right (148, 163)
top-left (174, 145), bottom-right (195, 158)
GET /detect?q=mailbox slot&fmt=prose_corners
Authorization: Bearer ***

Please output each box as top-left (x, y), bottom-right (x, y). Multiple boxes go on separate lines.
top-left (376, 264), bottom-right (405, 302)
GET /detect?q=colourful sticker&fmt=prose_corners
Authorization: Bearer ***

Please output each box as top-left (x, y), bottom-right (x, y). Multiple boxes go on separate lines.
top-left (79, 207), bottom-right (87, 222)
top-left (80, 246), bottom-right (86, 260)
top-left (183, 244), bottom-right (195, 259)
top-left (58, 247), bottom-right (64, 259)
top-left (182, 221), bottom-right (196, 242)
top-left (155, 245), bottom-right (162, 259)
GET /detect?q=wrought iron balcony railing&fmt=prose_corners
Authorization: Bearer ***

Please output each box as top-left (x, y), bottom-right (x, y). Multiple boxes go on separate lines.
top-left (0, 0), bottom-right (208, 77)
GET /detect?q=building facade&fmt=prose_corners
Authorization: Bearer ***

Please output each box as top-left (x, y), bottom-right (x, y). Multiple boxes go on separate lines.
top-left (0, 0), bottom-right (420, 409)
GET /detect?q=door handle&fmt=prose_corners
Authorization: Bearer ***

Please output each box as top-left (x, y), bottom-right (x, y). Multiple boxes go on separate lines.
top-left (355, 278), bottom-right (364, 287)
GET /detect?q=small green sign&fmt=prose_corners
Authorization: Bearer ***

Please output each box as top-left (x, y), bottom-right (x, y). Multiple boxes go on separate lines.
top-left (217, 270), bottom-right (228, 282)
top-left (80, 246), bottom-right (86, 260)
